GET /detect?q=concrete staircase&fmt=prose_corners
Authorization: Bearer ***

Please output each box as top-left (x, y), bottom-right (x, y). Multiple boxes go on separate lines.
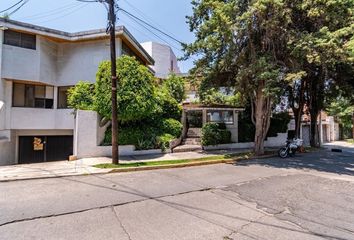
top-left (173, 128), bottom-right (203, 153)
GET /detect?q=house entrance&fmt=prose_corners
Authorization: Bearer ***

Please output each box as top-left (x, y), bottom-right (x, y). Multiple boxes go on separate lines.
top-left (18, 136), bottom-right (73, 164)
top-left (186, 110), bottom-right (203, 128)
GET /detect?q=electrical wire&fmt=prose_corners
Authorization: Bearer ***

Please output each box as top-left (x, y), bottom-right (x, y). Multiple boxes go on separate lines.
top-left (35, 3), bottom-right (89, 24)
top-left (7, 0), bottom-right (29, 16)
top-left (0, 0), bottom-right (24, 14)
top-left (119, 7), bottom-right (184, 45)
top-left (120, 0), bottom-right (180, 40)
top-left (19, 2), bottom-right (81, 20)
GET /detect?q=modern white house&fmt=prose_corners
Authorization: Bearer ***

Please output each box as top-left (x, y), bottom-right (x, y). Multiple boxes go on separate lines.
top-left (140, 41), bottom-right (181, 79)
top-left (0, 18), bottom-right (154, 165)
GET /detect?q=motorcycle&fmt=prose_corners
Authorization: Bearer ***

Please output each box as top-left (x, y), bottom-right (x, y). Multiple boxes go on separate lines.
top-left (278, 138), bottom-right (303, 158)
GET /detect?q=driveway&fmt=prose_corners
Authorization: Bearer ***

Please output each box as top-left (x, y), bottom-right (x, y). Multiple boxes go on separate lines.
top-left (0, 150), bottom-right (353, 240)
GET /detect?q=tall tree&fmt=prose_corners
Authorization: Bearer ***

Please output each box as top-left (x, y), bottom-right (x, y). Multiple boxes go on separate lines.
top-left (184, 0), bottom-right (291, 155)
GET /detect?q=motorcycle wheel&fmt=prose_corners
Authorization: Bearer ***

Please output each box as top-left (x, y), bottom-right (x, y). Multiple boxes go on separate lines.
top-left (278, 147), bottom-right (289, 158)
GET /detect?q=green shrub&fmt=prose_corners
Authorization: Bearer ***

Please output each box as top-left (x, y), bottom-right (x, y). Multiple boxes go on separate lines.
top-left (157, 133), bottom-right (175, 152)
top-left (267, 112), bottom-right (291, 137)
top-left (156, 90), bottom-right (182, 120)
top-left (201, 123), bottom-right (231, 146)
top-left (67, 81), bottom-right (95, 110)
top-left (103, 118), bottom-right (182, 150)
top-left (219, 129), bottom-right (231, 144)
top-left (161, 118), bottom-right (183, 137)
top-left (95, 56), bottom-right (159, 122)
top-left (163, 74), bottom-right (186, 103)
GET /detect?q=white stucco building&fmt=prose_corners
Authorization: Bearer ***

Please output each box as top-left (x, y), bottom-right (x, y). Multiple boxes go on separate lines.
top-left (140, 41), bottom-right (181, 79)
top-left (0, 18), bottom-right (154, 165)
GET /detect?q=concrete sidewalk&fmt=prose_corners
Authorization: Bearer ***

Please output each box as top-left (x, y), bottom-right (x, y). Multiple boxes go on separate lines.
top-left (0, 149), bottom-right (249, 182)
top-left (323, 140), bottom-right (354, 153)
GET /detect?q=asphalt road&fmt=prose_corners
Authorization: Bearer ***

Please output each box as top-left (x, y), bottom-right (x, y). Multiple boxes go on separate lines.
top-left (0, 150), bottom-right (353, 240)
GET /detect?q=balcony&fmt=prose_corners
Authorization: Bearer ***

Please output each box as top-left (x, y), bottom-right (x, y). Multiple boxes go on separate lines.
top-left (10, 108), bottom-right (74, 130)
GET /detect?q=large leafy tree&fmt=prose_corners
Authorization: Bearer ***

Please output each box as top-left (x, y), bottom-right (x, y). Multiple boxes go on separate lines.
top-left (95, 55), bottom-right (159, 122)
top-left (184, 0), bottom-right (354, 152)
top-left (184, 0), bottom-right (290, 155)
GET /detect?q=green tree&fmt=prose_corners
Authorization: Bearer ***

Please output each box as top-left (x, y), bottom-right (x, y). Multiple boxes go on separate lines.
top-left (95, 55), bottom-right (159, 122)
top-left (163, 74), bottom-right (186, 103)
top-left (184, 0), bottom-right (289, 155)
top-left (184, 0), bottom-right (354, 152)
top-left (327, 96), bottom-right (354, 139)
top-left (67, 81), bottom-right (94, 111)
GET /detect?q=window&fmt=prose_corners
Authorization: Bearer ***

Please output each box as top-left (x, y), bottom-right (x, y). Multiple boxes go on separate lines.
top-left (4, 30), bottom-right (36, 50)
top-left (57, 86), bottom-right (72, 109)
top-left (207, 110), bottom-right (234, 124)
top-left (13, 83), bottom-right (54, 109)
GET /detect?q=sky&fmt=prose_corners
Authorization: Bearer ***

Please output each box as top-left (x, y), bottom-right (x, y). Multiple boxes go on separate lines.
top-left (0, 0), bottom-right (196, 73)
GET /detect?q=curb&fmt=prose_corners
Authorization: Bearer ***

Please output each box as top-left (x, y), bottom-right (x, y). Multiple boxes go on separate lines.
top-left (108, 153), bottom-right (276, 173)
top-left (0, 153), bottom-right (277, 183)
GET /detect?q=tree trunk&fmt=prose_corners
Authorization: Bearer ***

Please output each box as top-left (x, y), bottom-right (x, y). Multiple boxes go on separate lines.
top-left (352, 112), bottom-right (354, 139)
top-left (309, 109), bottom-right (320, 147)
top-left (253, 85), bottom-right (272, 155)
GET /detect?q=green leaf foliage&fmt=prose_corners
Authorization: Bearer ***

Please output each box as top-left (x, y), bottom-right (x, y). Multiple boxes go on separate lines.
top-left (67, 81), bottom-right (94, 111)
top-left (201, 123), bottom-right (232, 146)
top-left (162, 74), bottom-right (186, 103)
top-left (95, 55), bottom-right (159, 122)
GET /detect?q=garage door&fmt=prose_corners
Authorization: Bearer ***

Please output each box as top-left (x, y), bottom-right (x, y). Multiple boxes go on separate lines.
top-left (19, 136), bottom-right (73, 164)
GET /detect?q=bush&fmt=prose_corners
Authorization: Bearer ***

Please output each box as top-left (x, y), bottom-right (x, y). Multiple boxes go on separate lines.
top-left (201, 123), bottom-right (231, 146)
top-left (157, 133), bottom-right (175, 152)
top-left (161, 118), bottom-right (183, 137)
top-left (67, 81), bottom-right (94, 110)
top-left (95, 56), bottom-right (159, 122)
top-left (267, 112), bottom-right (291, 137)
top-left (163, 74), bottom-right (186, 103)
top-left (219, 129), bottom-right (231, 144)
top-left (103, 118), bottom-right (182, 150)
top-left (156, 90), bottom-right (182, 120)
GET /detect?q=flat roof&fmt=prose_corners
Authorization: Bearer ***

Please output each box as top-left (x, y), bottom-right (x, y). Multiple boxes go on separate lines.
top-left (183, 103), bottom-right (244, 111)
top-left (0, 17), bottom-right (154, 65)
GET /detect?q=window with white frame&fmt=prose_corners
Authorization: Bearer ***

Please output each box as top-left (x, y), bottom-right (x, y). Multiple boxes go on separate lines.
top-left (206, 110), bottom-right (234, 124)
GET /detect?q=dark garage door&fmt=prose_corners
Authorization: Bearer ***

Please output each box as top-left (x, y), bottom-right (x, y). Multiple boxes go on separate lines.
top-left (19, 136), bottom-right (73, 164)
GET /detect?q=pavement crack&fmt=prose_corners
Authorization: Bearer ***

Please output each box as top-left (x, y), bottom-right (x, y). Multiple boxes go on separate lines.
top-left (111, 207), bottom-right (132, 240)
top-left (0, 187), bottom-right (213, 228)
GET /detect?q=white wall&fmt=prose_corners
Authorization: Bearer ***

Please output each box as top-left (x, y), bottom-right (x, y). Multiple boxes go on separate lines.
top-left (141, 42), bottom-right (181, 78)
top-left (10, 108), bottom-right (74, 130)
top-left (0, 131), bottom-right (16, 166)
top-left (74, 110), bottom-right (164, 158)
top-left (57, 38), bottom-right (122, 85)
top-left (1, 38), bottom-right (40, 81)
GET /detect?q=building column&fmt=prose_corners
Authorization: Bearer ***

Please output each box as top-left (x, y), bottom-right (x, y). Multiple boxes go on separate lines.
top-left (0, 28), bottom-right (5, 131)
top-left (235, 111), bottom-right (239, 143)
top-left (202, 109), bottom-right (207, 125)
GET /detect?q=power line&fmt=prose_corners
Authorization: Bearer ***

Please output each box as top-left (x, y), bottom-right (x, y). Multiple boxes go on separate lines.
top-left (120, 0), bottom-right (180, 40)
top-left (35, 3), bottom-right (89, 24)
top-left (0, 0), bottom-right (24, 14)
top-left (118, 8), bottom-right (184, 45)
top-left (7, 0), bottom-right (29, 16)
top-left (20, 2), bottom-right (81, 20)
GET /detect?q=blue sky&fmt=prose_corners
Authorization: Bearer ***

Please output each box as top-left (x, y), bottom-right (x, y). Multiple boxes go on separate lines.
top-left (0, 0), bottom-right (196, 72)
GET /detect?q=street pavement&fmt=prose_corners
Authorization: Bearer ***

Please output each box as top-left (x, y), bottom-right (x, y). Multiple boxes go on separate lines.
top-left (0, 149), bottom-right (353, 240)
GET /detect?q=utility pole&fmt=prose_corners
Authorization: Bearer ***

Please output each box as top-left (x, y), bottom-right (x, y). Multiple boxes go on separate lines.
top-left (107, 0), bottom-right (119, 164)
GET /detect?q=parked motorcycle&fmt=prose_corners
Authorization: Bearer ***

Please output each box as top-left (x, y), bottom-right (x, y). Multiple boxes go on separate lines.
top-left (278, 138), bottom-right (303, 158)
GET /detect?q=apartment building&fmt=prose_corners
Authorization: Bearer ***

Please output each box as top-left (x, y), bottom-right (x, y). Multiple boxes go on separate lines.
top-left (0, 18), bottom-right (153, 165)
top-left (140, 41), bottom-right (181, 79)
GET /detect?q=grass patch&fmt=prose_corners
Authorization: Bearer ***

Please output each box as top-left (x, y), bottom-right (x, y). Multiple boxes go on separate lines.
top-left (345, 139), bottom-right (354, 144)
top-left (94, 152), bottom-right (255, 169)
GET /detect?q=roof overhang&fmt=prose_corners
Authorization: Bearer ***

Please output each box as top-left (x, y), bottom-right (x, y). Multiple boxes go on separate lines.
top-left (0, 18), bottom-right (154, 65)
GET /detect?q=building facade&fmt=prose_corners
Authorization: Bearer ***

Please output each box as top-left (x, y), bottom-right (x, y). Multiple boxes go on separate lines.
top-left (0, 18), bottom-right (153, 165)
top-left (140, 41), bottom-right (181, 79)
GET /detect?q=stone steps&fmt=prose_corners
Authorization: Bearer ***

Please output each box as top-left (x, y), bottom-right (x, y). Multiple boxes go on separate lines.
top-left (182, 137), bottom-right (201, 145)
top-left (173, 144), bottom-right (203, 153)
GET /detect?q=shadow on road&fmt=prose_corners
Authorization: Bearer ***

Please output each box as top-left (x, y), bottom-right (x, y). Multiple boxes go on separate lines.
top-left (235, 150), bottom-right (354, 176)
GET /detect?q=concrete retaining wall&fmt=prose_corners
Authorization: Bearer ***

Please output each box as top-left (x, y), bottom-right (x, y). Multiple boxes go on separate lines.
top-left (74, 110), bottom-right (165, 158)
top-left (203, 133), bottom-right (287, 150)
